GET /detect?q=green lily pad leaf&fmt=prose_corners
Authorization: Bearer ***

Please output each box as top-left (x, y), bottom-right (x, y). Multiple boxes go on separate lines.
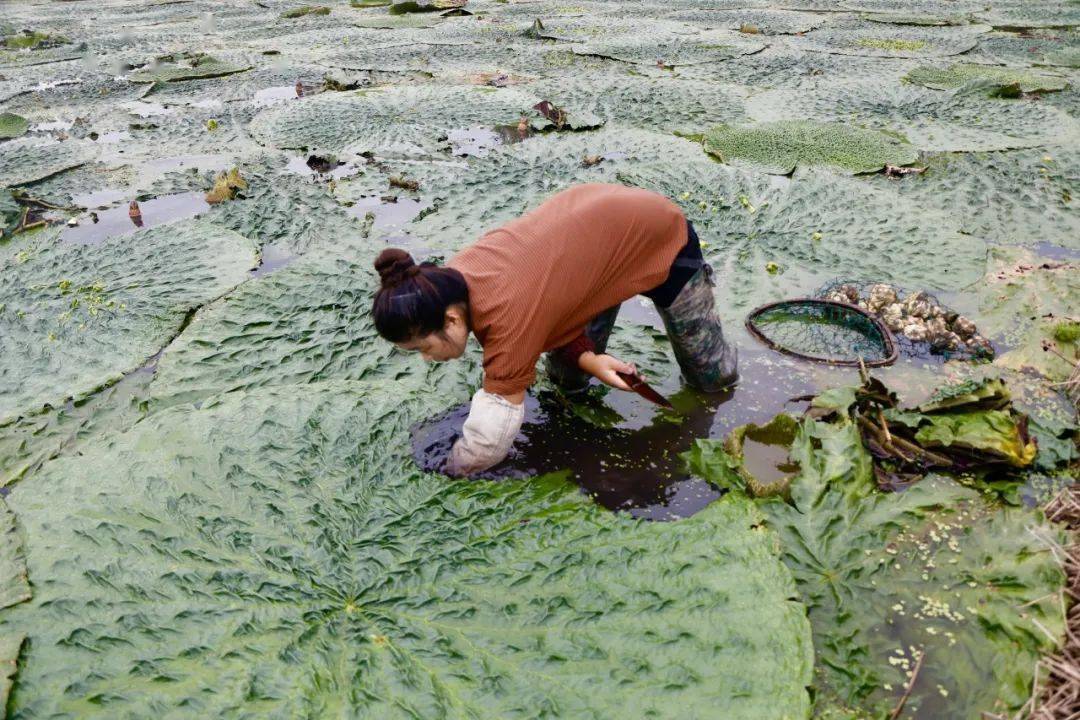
top-left (0, 633), bottom-right (24, 712)
top-left (0, 497), bottom-right (30, 610)
top-left (917, 377), bottom-right (1010, 413)
top-left (281, 5), bottom-right (331, 18)
top-left (906, 63), bottom-right (1068, 93)
top-left (860, 12), bottom-right (970, 26)
top-left (619, 161), bottom-right (984, 315)
top-left (0, 218), bottom-right (256, 424)
top-left (667, 8), bottom-right (825, 35)
top-left (2, 30), bottom-right (67, 51)
top-left (1, 382), bottom-right (814, 718)
top-left (974, 0), bottom-right (1080, 29)
top-left (529, 73), bottom-right (749, 133)
top-left (974, 247), bottom-right (1080, 382)
top-left (1042, 46), bottom-right (1080, 68)
top-left (690, 417), bottom-right (1067, 718)
top-left (0, 138), bottom-right (96, 187)
top-left (351, 12), bottom-right (441, 28)
top-left (145, 247), bottom-right (398, 409)
top-left (789, 18), bottom-right (990, 57)
top-left (865, 147), bottom-right (1079, 250)
top-left (0, 112), bottom-right (28, 139)
top-left (573, 30), bottom-right (766, 66)
top-left (390, 0), bottom-right (466, 13)
top-left (127, 53), bottom-right (251, 82)
top-left (0, 357), bottom-right (155, 486)
top-left (703, 120), bottom-right (918, 174)
top-left (204, 157), bottom-right (369, 253)
top-left (250, 85), bottom-right (576, 157)
top-left (747, 78), bottom-right (1077, 152)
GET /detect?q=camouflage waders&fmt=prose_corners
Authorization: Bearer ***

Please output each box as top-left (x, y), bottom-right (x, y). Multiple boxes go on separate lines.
top-left (544, 262), bottom-right (738, 393)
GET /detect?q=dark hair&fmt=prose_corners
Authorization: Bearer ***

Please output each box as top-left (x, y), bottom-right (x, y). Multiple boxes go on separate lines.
top-left (372, 248), bottom-right (469, 343)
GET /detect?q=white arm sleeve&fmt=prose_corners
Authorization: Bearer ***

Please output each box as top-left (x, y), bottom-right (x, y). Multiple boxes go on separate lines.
top-left (445, 389), bottom-right (525, 476)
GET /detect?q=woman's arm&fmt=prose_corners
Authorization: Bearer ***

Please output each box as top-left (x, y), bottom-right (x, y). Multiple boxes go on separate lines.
top-left (551, 331), bottom-right (636, 392)
top-left (444, 389), bottom-right (525, 476)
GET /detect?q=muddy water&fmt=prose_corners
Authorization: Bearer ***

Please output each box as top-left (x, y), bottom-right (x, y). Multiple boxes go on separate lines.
top-left (345, 195), bottom-right (430, 230)
top-left (740, 435), bottom-right (800, 488)
top-left (61, 192), bottom-right (210, 244)
top-left (411, 328), bottom-right (857, 519)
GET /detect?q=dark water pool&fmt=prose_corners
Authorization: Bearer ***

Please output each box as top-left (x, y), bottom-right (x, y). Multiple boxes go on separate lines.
top-left (411, 336), bottom-right (849, 520)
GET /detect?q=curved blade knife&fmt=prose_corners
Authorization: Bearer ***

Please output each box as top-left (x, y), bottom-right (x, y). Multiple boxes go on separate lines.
top-left (615, 370), bottom-right (675, 410)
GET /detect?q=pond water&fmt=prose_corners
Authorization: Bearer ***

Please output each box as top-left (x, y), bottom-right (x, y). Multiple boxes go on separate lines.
top-left (412, 339), bottom-right (844, 520)
top-left (60, 191), bottom-right (210, 244)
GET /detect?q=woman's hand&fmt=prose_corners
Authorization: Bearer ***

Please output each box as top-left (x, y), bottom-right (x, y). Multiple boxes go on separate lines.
top-left (578, 351), bottom-right (637, 391)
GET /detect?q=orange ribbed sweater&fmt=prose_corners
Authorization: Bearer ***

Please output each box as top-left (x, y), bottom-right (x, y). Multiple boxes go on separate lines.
top-left (448, 183), bottom-right (687, 396)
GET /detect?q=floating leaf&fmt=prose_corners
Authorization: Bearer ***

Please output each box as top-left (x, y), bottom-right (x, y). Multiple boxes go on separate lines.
top-left (788, 18), bottom-right (990, 57)
top-left (0, 498), bottom-right (30, 610)
top-left (747, 78), bottom-right (1076, 151)
top-left (0, 138), bottom-right (96, 187)
top-left (250, 85), bottom-right (567, 157)
top-left (0, 219), bottom-right (256, 424)
top-left (1, 382), bottom-right (814, 718)
top-left (975, 247), bottom-right (1080, 382)
top-left (703, 120), bottom-right (918, 174)
top-left (0, 112), bottom-right (28, 139)
top-left (281, 5), bottom-right (331, 18)
top-left (689, 417), bottom-right (1066, 718)
top-left (906, 63), bottom-right (1068, 93)
top-left (0, 633), bottom-right (23, 712)
top-left (128, 53), bottom-right (251, 82)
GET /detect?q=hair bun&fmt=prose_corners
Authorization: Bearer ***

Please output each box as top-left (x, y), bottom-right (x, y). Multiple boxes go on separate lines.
top-left (375, 248), bottom-right (420, 288)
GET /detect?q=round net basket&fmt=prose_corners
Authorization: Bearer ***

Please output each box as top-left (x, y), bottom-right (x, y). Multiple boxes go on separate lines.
top-left (745, 298), bottom-right (898, 367)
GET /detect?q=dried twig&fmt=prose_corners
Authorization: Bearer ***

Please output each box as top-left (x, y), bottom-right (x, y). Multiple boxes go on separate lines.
top-left (889, 649), bottom-right (925, 720)
top-left (1025, 485), bottom-right (1080, 720)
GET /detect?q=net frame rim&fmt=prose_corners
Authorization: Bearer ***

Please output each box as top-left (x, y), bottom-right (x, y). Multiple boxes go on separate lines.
top-left (745, 297), bottom-right (899, 368)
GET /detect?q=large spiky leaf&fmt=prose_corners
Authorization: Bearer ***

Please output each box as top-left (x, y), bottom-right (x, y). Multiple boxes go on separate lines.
top-left (0, 633), bottom-right (23, 712)
top-left (0, 138), bottom-right (96, 187)
top-left (0, 219), bottom-right (256, 424)
top-left (747, 78), bottom-right (1078, 151)
top-left (1, 382), bottom-right (814, 718)
top-left (127, 54), bottom-right (252, 82)
top-left (689, 418), bottom-right (1067, 718)
top-left (0, 498), bottom-right (29, 610)
top-left (666, 8), bottom-right (825, 35)
top-left (0, 112), bottom-right (28, 139)
top-left (145, 248), bottom-right (403, 410)
top-left (788, 18), bottom-right (990, 57)
top-left (249, 85), bottom-right (592, 158)
top-left (975, 246), bottom-right (1080, 382)
top-left (529, 72), bottom-right (749, 133)
top-left (974, 0), bottom-right (1080, 29)
top-left (865, 147), bottom-right (1080, 250)
top-left (905, 63), bottom-right (1068, 93)
top-left (702, 120), bottom-right (918, 174)
top-left (203, 158), bottom-right (370, 253)
top-left (618, 161), bottom-right (985, 316)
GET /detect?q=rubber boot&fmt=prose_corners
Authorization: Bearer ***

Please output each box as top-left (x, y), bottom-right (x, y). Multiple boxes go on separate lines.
top-left (656, 264), bottom-right (738, 392)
